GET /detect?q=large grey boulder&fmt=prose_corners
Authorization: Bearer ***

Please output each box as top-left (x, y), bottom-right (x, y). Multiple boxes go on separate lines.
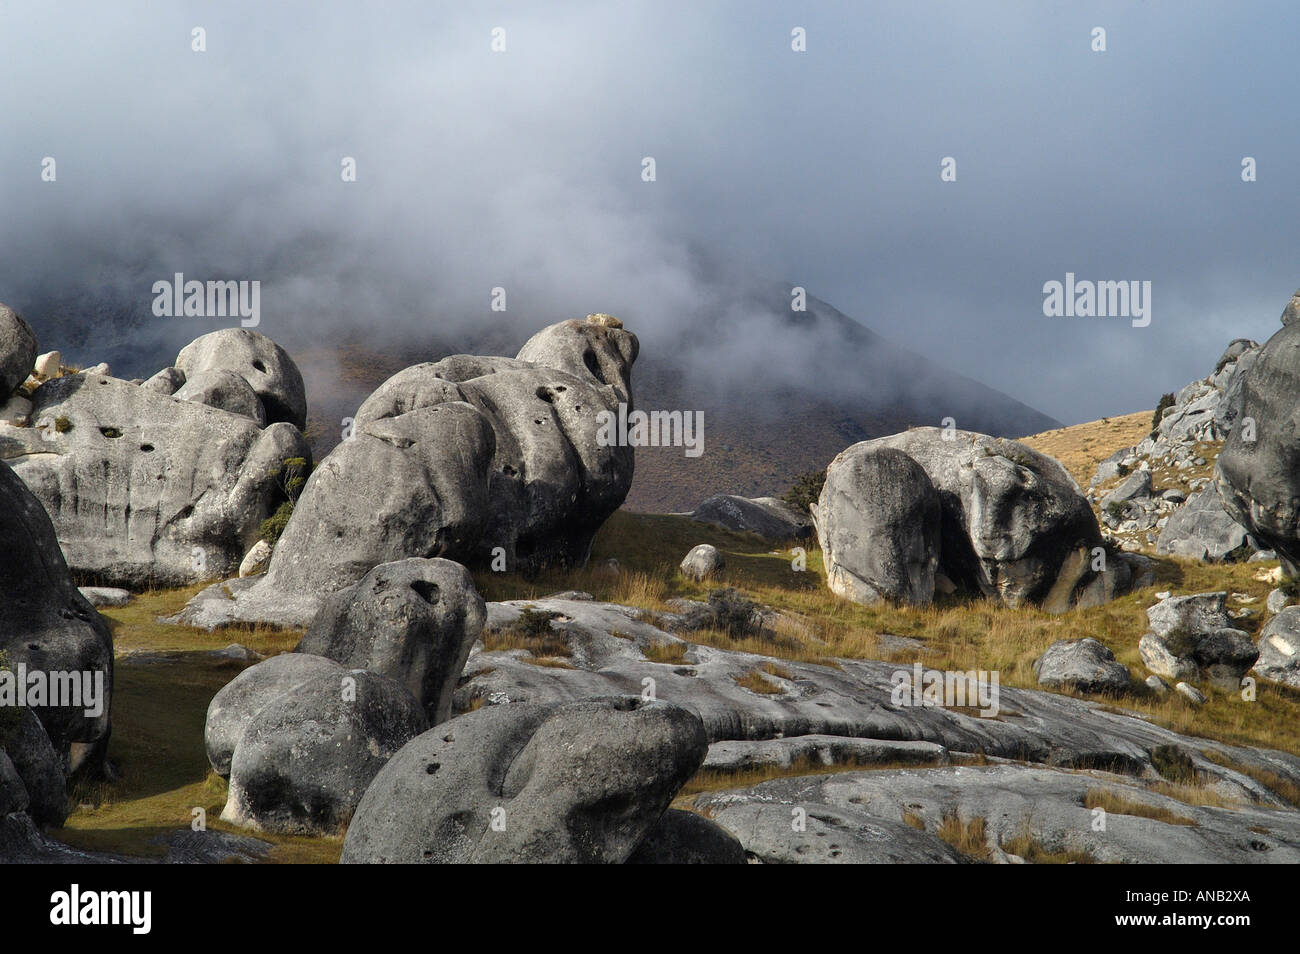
top-left (1156, 487), bottom-right (1252, 562)
top-left (1216, 310), bottom-right (1300, 575)
top-left (175, 328), bottom-right (307, 429)
top-left (811, 445), bottom-right (941, 605)
top-left (221, 667), bottom-right (427, 835)
top-left (354, 316), bottom-right (639, 573)
top-left (0, 304), bottom-right (37, 398)
top-left (855, 428), bottom-right (1116, 609)
top-left (1, 373), bottom-right (309, 587)
top-left (1033, 637), bottom-right (1130, 694)
top-left (172, 402), bottom-right (495, 629)
top-left (340, 697), bottom-right (708, 864)
top-left (173, 316), bottom-right (637, 630)
top-left (294, 558), bottom-right (486, 724)
top-left (689, 494), bottom-right (813, 541)
top-left (1255, 606), bottom-right (1300, 688)
top-left (0, 459), bottom-right (113, 770)
top-left (205, 652), bottom-right (343, 777)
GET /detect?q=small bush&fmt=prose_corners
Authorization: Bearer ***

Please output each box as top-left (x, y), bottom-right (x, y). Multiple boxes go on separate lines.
top-left (259, 501), bottom-right (294, 545)
top-left (1151, 392), bottom-right (1175, 435)
top-left (782, 470), bottom-right (826, 513)
top-left (54, 416), bottom-right (73, 433)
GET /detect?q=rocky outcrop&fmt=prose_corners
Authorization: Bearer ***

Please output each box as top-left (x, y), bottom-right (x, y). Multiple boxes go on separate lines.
top-left (353, 316), bottom-right (638, 572)
top-left (294, 558), bottom-right (486, 724)
top-left (1138, 592), bottom-right (1258, 689)
top-left (0, 459), bottom-right (113, 772)
top-left (0, 305), bottom-right (37, 398)
top-left (832, 428), bottom-right (1121, 610)
top-left (171, 402), bottom-right (495, 629)
top-left (175, 328), bottom-right (308, 429)
top-left (340, 697), bottom-right (708, 863)
top-left (1255, 607), bottom-right (1300, 688)
top-left (172, 316), bottom-right (637, 629)
top-left (1217, 308), bottom-right (1300, 575)
top-left (459, 596), bottom-right (1300, 811)
top-left (688, 494), bottom-right (813, 541)
top-left (1156, 487), bottom-right (1251, 562)
top-left (811, 445), bottom-right (941, 605)
top-left (690, 764), bottom-right (1300, 864)
top-left (0, 369), bottom-right (310, 587)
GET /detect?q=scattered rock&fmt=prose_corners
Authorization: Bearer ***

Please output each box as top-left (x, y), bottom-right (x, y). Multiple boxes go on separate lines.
top-left (76, 586), bottom-right (131, 608)
top-left (688, 494), bottom-right (812, 541)
top-left (238, 540), bottom-right (272, 578)
top-left (680, 544), bottom-right (725, 581)
top-left (1175, 682), bottom-right (1208, 705)
top-left (1255, 606), bottom-right (1300, 688)
top-left (1034, 638), bottom-right (1130, 694)
top-left (1145, 675), bottom-right (1169, 695)
top-left (32, 351), bottom-right (61, 380)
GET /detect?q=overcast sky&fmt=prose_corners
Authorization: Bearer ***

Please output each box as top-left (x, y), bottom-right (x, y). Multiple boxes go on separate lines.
top-left (0, 0), bottom-right (1296, 424)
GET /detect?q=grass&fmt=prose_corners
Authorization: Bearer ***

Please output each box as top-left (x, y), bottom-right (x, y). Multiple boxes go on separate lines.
top-left (1084, 788), bottom-right (1197, 826)
top-left (642, 640), bottom-right (690, 664)
top-left (734, 668), bottom-right (784, 694)
top-left (477, 511), bottom-right (1300, 756)
top-left (52, 587), bottom-right (332, 862)
top-left (1020, 411), bottom-right (1152, 486)
top-left (936, 813), bottom-right (991, 861)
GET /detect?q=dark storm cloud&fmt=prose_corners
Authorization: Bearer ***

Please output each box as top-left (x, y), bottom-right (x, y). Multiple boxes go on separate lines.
top-left (0, 0), bottom-right (1295, 421)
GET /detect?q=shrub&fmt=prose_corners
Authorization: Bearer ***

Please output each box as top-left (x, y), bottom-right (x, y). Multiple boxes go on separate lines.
top-left (1151, 392), bottom-right (1175, 436)
top-left (259, 500), bottom-right (294, 545)
top-left (54, 416), bottom-right (73, 433)
top-left (782, 470), bottom-right (826, 513)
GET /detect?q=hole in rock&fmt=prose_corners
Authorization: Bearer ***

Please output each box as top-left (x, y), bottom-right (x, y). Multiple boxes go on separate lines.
top-left (426, 762), bottom-right (440, 775)
top-left (410, 580), bottom-right (440, 604)
top-left (140, 444), bottom-right (155, 452)
top-left (99, 427), bottom-right (123, 439)
top-left (252, 360), bottom-right (267, 373)
top-left (535, 387), bottom-right (554, 403)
